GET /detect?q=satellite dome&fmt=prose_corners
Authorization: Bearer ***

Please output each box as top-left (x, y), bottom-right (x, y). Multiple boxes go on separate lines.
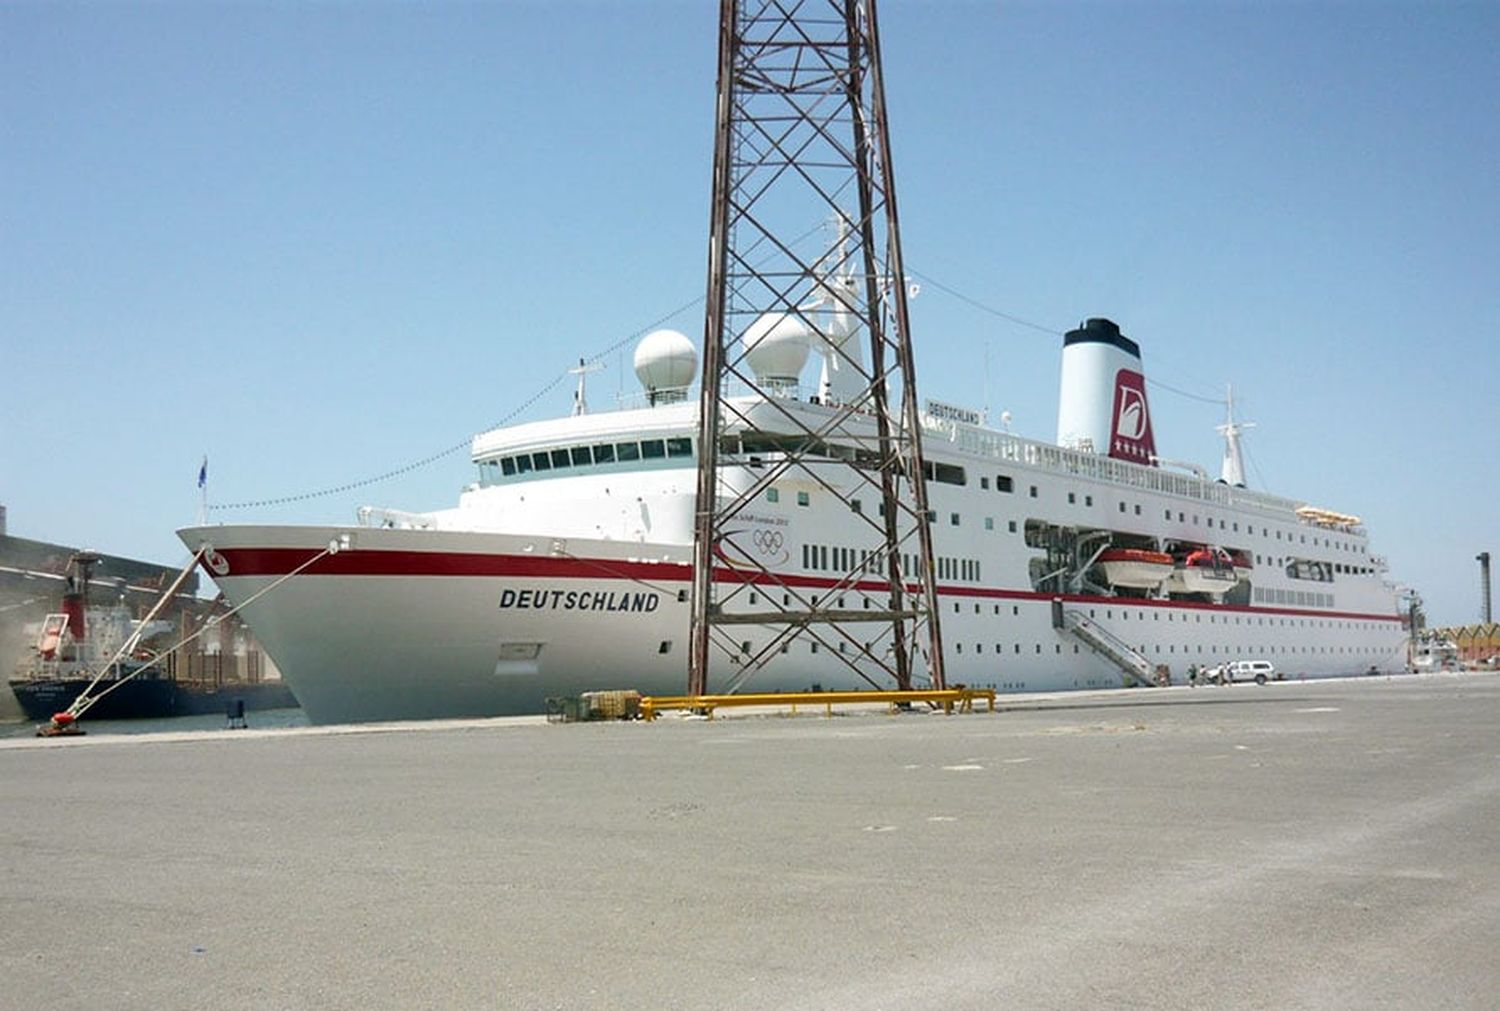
top-left (633, 329), bottom-right (697, 401)
top-left (741, 312), bottom-right (812, 384)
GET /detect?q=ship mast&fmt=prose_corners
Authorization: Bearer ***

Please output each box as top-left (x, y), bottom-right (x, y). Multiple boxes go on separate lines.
top-left (1217, 384), bottom-right (1255, 488)
top-left (568, 358), bottom-right (605, 417)
top-left (688, 0), bottom-right (945, 697)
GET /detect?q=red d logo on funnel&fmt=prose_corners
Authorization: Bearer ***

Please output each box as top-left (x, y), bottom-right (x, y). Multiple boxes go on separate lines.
top-left (1110, 369), bottom-right (1157, 465)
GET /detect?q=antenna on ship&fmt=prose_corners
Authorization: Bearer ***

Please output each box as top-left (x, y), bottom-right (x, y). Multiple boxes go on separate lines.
top-left (688, 0), bottom-right (946, 697)
top-left (1216, 384), bottom-right (1256, 487)
top-left (568, 357), bottom-right (605, 416)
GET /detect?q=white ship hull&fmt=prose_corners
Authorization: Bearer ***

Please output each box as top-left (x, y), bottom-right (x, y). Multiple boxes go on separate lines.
top-left (181, 469), bottom-right (1408, 724)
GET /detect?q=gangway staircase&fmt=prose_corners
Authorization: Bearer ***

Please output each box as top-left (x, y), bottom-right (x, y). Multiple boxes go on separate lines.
top-left (1055, 604), bottom-right (1158, 688)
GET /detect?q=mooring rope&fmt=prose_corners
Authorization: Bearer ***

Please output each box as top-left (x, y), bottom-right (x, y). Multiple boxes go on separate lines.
top-left (67, 543), bottom-right (337, 722)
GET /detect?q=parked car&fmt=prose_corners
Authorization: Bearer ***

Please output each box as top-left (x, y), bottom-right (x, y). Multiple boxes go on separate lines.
top-left (1215, 660), bottom-right (1277, 685)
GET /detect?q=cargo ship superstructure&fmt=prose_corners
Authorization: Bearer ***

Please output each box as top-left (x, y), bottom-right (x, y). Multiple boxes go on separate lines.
top-left (181, 319), bottom-right (1406, 723)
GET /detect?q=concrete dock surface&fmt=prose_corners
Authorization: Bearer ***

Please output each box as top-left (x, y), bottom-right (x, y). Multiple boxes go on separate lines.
top-left (3, 672), bottom-right (1498, 1010)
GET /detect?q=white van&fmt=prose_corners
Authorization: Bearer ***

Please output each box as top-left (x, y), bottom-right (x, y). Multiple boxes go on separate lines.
top-left (1220, 660), bottom-right (1277, 685)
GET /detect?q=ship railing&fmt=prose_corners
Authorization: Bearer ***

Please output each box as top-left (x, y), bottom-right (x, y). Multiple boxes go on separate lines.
top-left (357, 506), bottom-right (439, 530)
top-left (920, 416), bottom-right (1309, 519)
top-left (612, 380), bottom-right (810, 412)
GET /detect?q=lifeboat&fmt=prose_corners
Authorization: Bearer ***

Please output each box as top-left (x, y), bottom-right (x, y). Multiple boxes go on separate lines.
top-left (1097, 547), bottom-right (1174, 589)
top-left (1228, 549), bottom-right (1254, 581)
top-left (1178, 547), bottom-right (1242, 595)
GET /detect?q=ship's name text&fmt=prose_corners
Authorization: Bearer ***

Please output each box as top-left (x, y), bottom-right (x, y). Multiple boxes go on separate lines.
top-left (498, 588), bottom-right (660, 612)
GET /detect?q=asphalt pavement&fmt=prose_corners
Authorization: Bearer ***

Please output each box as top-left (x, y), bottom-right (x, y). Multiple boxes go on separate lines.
top-left (2, 672), bottom-right (1497, 1010)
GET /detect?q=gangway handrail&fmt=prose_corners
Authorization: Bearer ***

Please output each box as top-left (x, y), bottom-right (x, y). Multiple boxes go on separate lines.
top-left (1066, 612), bottom-right (1146, 666)
top-left (1062, 608), bottom-right (1157, 686)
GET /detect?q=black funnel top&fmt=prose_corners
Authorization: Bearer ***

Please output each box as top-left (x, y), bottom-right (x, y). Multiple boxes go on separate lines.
top-left (1063, 317), bottom-right (1140, 359)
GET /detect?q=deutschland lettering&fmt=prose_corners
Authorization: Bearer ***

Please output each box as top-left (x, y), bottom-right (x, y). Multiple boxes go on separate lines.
top-left (498, 588), bottom-right (661, 613)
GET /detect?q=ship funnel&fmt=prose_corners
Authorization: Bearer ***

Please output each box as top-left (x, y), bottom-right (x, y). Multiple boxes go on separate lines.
top-left (1056, 318), bottom-right (1157, 466)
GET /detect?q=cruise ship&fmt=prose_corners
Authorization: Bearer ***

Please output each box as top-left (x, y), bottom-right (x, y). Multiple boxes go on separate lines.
top-left (179, 317), bottom-right (1407, 724)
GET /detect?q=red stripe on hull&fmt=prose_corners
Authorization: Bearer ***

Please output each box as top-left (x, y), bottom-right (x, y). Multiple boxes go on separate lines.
top-left (210, 547), bottom-right (1403, 624)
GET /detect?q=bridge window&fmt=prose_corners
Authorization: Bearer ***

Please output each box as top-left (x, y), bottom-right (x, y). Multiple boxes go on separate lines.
top-left (666, 437), bottom-right (692, 458)
top-left (531, 452), bottom-right (552, 472)
top-left (592, 443), bottom-right (615, 464)
top-left (571, 447), bottom-right (592, 466)
top-left (616, 441), bottom-right (641, 461)
top-left (501, 458), bottom-right (517, 477)
top-left (551, 449), bottom-right (571, 469)
top-left (640, 439), bottom-right (666, 459)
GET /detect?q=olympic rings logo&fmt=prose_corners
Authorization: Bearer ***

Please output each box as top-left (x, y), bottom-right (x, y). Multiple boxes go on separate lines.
top-left (752, 529), bottom-right (785, 555)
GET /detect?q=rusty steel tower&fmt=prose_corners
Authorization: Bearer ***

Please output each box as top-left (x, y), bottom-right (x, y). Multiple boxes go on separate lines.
top-left (687, 0), bottom-right (945, 697)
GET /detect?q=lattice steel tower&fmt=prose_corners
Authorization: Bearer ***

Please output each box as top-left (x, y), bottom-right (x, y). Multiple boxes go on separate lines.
top-left (688, 0), bottom-right (946, 696)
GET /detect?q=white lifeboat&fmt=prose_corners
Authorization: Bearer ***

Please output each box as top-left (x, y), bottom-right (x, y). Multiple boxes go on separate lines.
top-left (1177, 547), bottom-right (1242, 595)
top-left (1097, 547), bottom-right (1174, 589)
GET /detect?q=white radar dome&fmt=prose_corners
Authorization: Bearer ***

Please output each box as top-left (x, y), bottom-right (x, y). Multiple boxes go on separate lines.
top-left (741, 312), bottom-right (812, 384)
top-left (633, 329), bottom-right (698, 399)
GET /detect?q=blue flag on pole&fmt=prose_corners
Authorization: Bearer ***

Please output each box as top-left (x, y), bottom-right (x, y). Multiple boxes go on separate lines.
top-left (198, 456), bottom-right (208, 489)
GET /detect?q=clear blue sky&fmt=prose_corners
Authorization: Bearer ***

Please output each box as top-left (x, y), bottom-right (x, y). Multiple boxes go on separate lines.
top-left (3, 1), bottom-right (1496, 625)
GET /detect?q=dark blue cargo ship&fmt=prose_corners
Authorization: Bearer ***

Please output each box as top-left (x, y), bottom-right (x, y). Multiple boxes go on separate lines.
top-left (5, 543), bottom-right (298, 725)
top-left (9, 667), bottom-right (298, 722)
